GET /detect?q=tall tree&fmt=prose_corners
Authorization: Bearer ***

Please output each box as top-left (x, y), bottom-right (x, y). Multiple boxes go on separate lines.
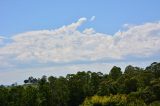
top-left (109, 66), bottom-right (122, 80)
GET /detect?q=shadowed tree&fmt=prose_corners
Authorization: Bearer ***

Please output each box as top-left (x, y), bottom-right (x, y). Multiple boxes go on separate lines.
top-left (109, 66), bottom-right (122, 80)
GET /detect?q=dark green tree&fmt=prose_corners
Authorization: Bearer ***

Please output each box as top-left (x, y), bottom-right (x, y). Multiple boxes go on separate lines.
top-left (109, 66), bottom-right (122, 80)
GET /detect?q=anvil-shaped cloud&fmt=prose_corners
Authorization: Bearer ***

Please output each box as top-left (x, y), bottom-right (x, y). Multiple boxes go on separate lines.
top-left (0, 18), bottom-right (160, 68)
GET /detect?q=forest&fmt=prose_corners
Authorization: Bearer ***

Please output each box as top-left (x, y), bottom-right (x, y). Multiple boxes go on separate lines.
top-left (0, 62), bottom-right (160, 106)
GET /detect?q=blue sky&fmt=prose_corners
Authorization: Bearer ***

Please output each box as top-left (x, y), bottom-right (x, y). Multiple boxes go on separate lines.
top-left (0, 0), bottom-right (160, 85)
top-left (1, 0), bottom-right (160, 35)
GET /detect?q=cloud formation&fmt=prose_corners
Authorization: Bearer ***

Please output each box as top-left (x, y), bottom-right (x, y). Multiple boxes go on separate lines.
top-left (90, 16), bottom-right (96, 21)
top-left (0, 18), bottom-right (160, 66)
top-left (0, 60), bottom-right (153, 85)
top-left (0, 36), bottom-right (5, 43)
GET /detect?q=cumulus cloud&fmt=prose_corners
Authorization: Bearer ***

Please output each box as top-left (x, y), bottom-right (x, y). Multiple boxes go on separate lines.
top-left (0, 18), bottom-right (160, 66)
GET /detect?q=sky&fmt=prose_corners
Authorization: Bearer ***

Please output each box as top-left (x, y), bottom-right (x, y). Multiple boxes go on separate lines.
top-left (0, 0), bottom-right (160, 85)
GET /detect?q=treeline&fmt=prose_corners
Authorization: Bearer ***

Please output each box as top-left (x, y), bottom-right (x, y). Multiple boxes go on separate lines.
top-left (0, 62), bottom-right (160, 106)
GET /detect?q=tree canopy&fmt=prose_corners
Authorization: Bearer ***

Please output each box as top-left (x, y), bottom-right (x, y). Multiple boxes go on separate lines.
top-left (0, 62), bottom-right (160, 106)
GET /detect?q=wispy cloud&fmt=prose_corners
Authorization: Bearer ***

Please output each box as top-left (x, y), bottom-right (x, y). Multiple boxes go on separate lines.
top-left (90, 16), bottom-right (96, 21)
top-left (0, 36), bottom-right (5, 43)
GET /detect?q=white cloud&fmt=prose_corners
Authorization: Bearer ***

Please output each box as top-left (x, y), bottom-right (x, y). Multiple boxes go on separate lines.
top-left (83, 28), bottom-right (95, 34)
top-left (0, 36), bottom-right (5, 43)
top-left (90, 16), bottom-right (96, 21)
top-left (0, 63), bottom-right (114, 85)
top-left (0, 18), bottom-right (160, 65)
top-left (0, 60), bottom-right (153, 85)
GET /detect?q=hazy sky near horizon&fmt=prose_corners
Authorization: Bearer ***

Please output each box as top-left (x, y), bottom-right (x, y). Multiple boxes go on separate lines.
top-left (0, 0), bottom-right (160, 84)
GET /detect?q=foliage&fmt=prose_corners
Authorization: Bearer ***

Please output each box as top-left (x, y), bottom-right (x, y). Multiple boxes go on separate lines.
top-left (0, 62), bottom-right (160, 106)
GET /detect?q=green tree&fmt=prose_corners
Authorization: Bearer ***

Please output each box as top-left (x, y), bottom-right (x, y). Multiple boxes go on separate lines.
top-left (0, 86), bottom-right (9, 106)
top-left (125, 78), bottom-right (138, 94)
top-left (109, 66), bottom-right (122, 80)
top-left (146, 62), bottom-right (160, 78)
